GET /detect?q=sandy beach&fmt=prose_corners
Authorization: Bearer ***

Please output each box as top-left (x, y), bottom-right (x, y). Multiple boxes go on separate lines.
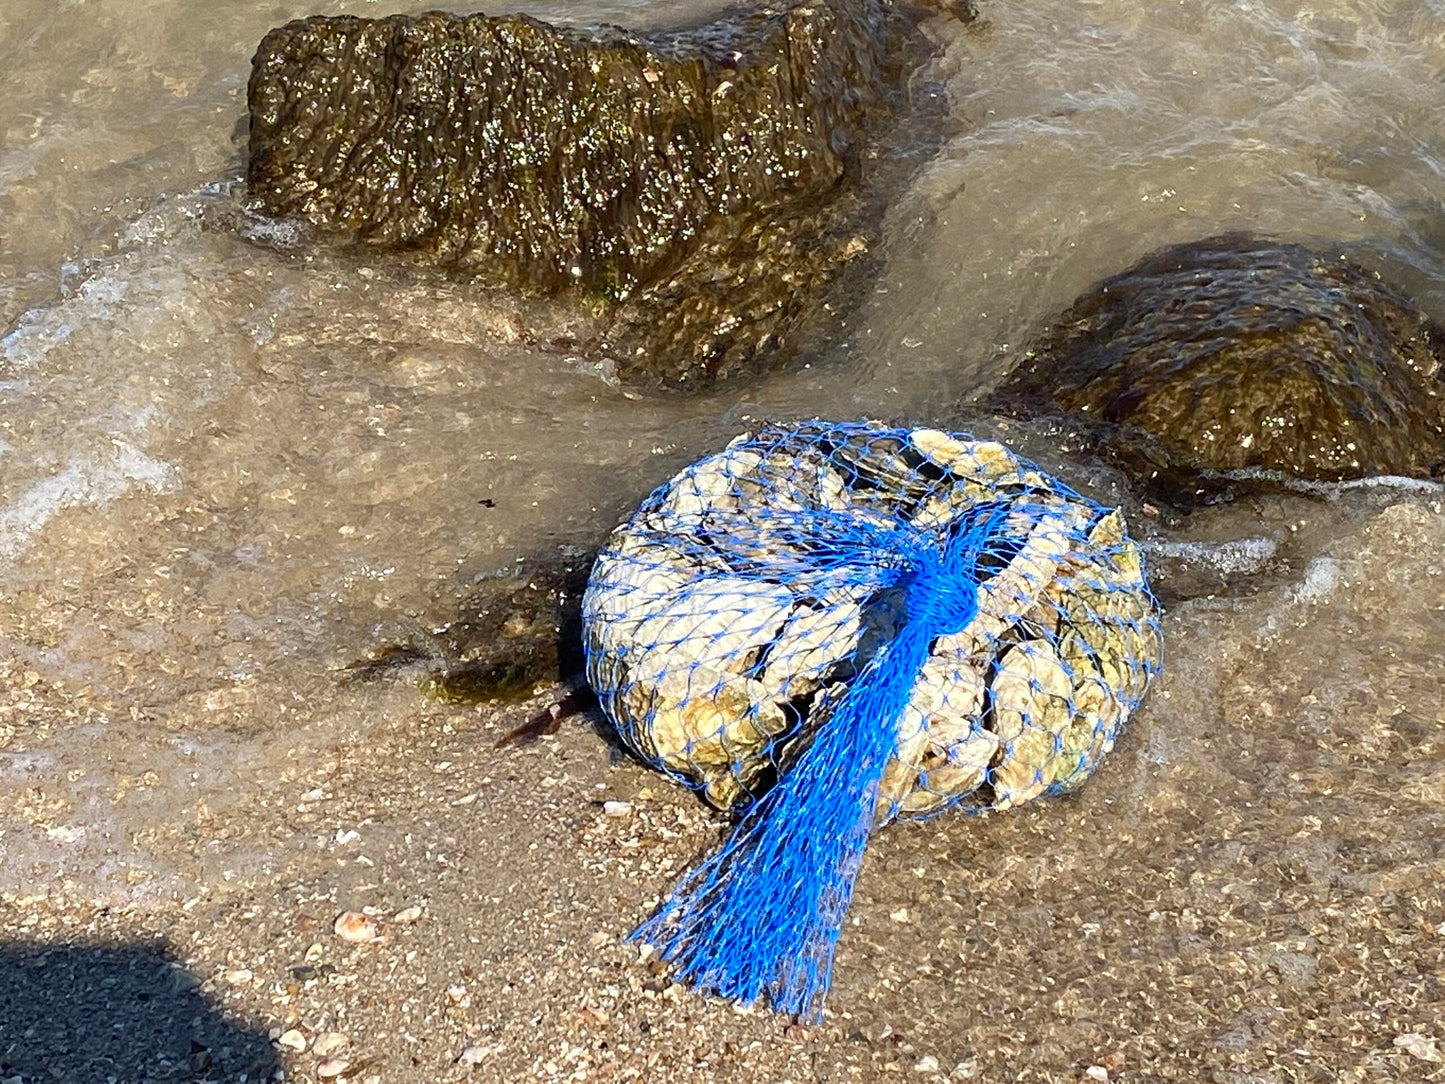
top-left (4, 0), bottom-right (1445, 1080)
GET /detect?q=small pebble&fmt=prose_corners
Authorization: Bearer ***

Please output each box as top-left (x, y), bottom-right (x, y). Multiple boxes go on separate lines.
top-left (277, 1028), bottom-right (307, 1053)
top-left (458, 1041), bottom-right (502, 1066)
top-left (394, 904), bottom-right (425, 924)
top-left (446, 983), bottom-right (470, 1005)
top-left (312, 1032), bottom-right (350, 1058)
top-left (334, 911), bottom-right (379, 943)
top-left (222, 967), bottom-right (254, 985)
top-left (890, 908), bottom-right (911, 924)
top-left (603, 800), bottom-right (633, 817)
top-left (1084, 1068), bottom-right (1109, 1082)
top-left (317, 1057), bottom-right (351, 1078)
top-left (914, 1054), bottom-right (940, 1073)
top-left (1395, 1033), bottom-right (1442, 1062)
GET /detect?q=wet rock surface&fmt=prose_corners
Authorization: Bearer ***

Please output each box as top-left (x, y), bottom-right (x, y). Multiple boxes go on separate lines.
top-left (990, 234), bottom-right (1445, 501)
top-left (247, 1), bottom-right (940, 385)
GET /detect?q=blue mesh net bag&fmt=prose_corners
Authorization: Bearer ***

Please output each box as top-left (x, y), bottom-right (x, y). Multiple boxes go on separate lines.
top-left (582, 420), bottom-right (1163, 1019)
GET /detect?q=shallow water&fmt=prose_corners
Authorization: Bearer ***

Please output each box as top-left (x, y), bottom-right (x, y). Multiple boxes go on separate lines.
top-left (1, 0), bottom-right (1442, 1025)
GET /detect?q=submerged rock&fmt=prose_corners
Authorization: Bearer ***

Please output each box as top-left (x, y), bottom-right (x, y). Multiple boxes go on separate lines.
top-left (349, 557), bottom-right (590, 703)
top-left (247, 1), bottom-right (938, 384)
top-left (990, 234), bottom-right (1445, 500)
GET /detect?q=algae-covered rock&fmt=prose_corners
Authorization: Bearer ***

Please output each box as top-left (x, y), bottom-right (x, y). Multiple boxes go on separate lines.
top-left (991, 234), bottom-right (1445, 496)
top-left (247, 1), bottom-right (920, 384)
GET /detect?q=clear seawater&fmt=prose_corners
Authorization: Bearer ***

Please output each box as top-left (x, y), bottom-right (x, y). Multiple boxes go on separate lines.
top-left (1, 0), bottom-right (1442, 952)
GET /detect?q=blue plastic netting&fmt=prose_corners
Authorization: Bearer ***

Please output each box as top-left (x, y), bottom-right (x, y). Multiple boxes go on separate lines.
top-left (582, 420), bottom-right (1163, 1020)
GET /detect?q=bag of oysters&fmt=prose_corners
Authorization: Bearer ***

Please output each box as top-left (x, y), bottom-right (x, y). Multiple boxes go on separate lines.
top-left (582, 420), bottom-right (1163, 1019)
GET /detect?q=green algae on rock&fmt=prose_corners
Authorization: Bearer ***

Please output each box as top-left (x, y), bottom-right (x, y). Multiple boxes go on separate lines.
top-left (246, 1), bottom-right (919, 385)
top-left (991, 234), bottom-right (1445, 499)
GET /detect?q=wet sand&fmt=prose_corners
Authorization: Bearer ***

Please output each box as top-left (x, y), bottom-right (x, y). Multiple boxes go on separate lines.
top-left (4, 0), bottom-right (1445, 1080)
top-left (3, 496), bottom-right (1444, 1082)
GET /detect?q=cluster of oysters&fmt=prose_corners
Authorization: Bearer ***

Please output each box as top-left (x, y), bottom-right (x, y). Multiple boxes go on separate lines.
top-left (583, 421), bottom-right (1162, 822)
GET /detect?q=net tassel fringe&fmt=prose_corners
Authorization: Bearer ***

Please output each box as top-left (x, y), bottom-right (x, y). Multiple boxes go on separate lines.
top-left (632, 509), bottom-right (1001, 1020)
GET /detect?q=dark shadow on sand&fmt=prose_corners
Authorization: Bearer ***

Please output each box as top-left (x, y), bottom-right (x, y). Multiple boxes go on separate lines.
top-left (0, 941), bottom-right (279, 1083)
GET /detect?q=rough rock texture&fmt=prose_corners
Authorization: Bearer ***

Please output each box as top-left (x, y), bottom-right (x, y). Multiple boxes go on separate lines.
top-left (247, 1), bottom-right (926, 385)
top-left (990, 234), bottom-right (1445, 499)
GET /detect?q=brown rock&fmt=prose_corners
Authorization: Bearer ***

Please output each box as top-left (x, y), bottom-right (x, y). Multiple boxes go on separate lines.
top-left (991, 234), bottom-right (1445, 500)
top-left (245, 1), bottom-right (930, 384)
